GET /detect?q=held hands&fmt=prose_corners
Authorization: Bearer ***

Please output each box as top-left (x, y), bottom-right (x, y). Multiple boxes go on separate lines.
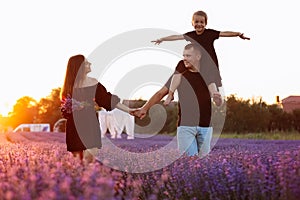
top-left (129, 108), bottom-right (147, 119)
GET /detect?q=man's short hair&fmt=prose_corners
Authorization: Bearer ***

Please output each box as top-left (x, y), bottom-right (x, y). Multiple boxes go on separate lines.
top-left (184, 43), bottom-right (202, 55)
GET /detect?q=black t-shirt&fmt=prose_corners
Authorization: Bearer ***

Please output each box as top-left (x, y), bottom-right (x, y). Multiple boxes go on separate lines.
top-left (165, 61), bottom-right (212, 127)
top-left (184, 29), bottom-right (220, 68)
top-left (183, 29), bottom-right (222, 87)
top-left (175, 60), bottom-right (222, 87)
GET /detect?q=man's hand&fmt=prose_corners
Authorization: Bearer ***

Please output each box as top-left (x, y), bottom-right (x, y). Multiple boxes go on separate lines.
top-left (130, 108), bottom-right (147, 119)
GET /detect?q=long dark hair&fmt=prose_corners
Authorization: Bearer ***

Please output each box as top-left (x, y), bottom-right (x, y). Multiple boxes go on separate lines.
top-left (61, 54), bottom-right (85, 99)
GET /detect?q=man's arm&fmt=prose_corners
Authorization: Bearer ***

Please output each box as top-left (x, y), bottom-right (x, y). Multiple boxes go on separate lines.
top-left (151, 35), bottom-right (185, 45)
top-left (133, 86), bottom-right (169, 119)
top-left (164, 74), bottom-right (182, 106)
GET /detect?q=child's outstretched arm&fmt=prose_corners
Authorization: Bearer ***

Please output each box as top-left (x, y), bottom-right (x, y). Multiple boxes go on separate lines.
top-left (151, 35), bottom-right (185, 45)
top-left (219, 31), bottom-right (250, 40)
top-left (164, 74), bottom-right (182, 106)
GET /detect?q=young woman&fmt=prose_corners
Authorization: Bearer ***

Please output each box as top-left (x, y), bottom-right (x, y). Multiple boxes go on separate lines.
top-left (61, 54), bottom-right (132, 161)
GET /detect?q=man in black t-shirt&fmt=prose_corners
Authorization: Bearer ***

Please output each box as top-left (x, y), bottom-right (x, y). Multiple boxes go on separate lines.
top-left (133, 44), bottom-right (223, 157)
top-left (152, 10), bottom-right (250, 106)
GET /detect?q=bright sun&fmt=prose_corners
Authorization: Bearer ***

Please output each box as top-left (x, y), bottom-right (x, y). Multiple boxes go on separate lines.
top-left (0, 102), bottom-right (13, 117)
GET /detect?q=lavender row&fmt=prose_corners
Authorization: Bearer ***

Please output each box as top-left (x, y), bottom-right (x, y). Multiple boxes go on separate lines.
top-left (0, 132), bottom-right (299, 199)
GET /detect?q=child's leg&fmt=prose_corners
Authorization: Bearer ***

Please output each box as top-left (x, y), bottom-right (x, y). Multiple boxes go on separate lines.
top-left (218, 86), bottom-right (225, 97)
top-left (164, 92), bottom-right (175, 106)
top-left (164, 74), bottom-right (181, 105)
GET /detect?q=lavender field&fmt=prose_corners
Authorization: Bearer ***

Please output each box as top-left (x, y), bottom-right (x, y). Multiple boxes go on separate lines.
top-left (0, 132), bottom-right (300, 200)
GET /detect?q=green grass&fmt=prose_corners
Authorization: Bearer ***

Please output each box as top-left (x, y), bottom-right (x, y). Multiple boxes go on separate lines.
top-left (220, 131), bottom-right (300, 140)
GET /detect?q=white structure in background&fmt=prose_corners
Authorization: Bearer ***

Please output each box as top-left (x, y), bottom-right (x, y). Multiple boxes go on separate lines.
top-left (13, 123), bottom-right (50, 132)
top-left (53, 118), bottom-right (67, 132)
top-left (98, 108), bottom-right (134, 139)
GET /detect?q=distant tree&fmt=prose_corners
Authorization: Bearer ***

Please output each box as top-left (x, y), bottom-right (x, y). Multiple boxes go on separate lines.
top-left (7, 96), bottom-right (38, 128)
top-left (292, 109), bottom-right (300, 132)
top-left (267, 104), bottom-right (284, 132)
top-left (223, 95), bottom-right (270, 133)
top-left (224, 95), bottom-right (249, 133)
top-left (37, 87), bottom-right (62, 130)
top-left (159, 101), bottom-right (178, 134)
top-left (5, 91), bottom-right (299, 134)
top-left (126, 99), bottom-right (178, 134)
top-left (249, 98), bottom-right (270, 132)
top-left (278, 111), bottom-right (293, 132)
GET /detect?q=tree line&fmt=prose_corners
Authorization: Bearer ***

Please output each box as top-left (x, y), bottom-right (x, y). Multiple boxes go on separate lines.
top-left (0, 88), bottom-right (299, 133)
top-left (0, 88), bottom-right (62, 132)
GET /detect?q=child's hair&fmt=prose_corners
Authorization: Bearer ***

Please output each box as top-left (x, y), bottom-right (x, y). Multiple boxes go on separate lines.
top-left (192, 10), bottom-right (208, 24)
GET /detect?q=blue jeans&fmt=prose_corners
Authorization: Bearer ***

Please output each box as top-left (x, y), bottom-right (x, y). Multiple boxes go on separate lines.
top-left (177, 126), bottom-right (213, 157)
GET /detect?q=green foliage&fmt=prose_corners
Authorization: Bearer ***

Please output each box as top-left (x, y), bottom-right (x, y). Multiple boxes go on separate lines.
top-left (5, 88), bottom-right (62, 131)
top-left (292, 109), bottom-right (300, 132)
top-left (7, 96), bottom-right (38, 128)
top-left (220, 131), bottom-right (300, 140)
top-left (158, 101), bottom-right (178, 134)
top-left (37, 88), bottom-right (62, 131)
top-left (224, 95), bottom-right (271, 133)
top-left (131, 94), bottom-right (300, 134)
top-left (4, 92), bottom-right (300, 134)
top-left (129, 100), bottom-right (178, 134)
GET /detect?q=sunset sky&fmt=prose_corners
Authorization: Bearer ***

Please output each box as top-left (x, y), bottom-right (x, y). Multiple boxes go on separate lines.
top-left (0, 0), bottom-right (299, 116)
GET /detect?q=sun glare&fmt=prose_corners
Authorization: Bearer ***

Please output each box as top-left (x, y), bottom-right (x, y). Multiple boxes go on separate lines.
top-left (0, 103), bottom-right (13, 117)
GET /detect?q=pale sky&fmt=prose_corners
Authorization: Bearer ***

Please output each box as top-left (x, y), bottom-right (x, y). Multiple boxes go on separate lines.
top-left (0, 0), bottom-right (299, 116)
